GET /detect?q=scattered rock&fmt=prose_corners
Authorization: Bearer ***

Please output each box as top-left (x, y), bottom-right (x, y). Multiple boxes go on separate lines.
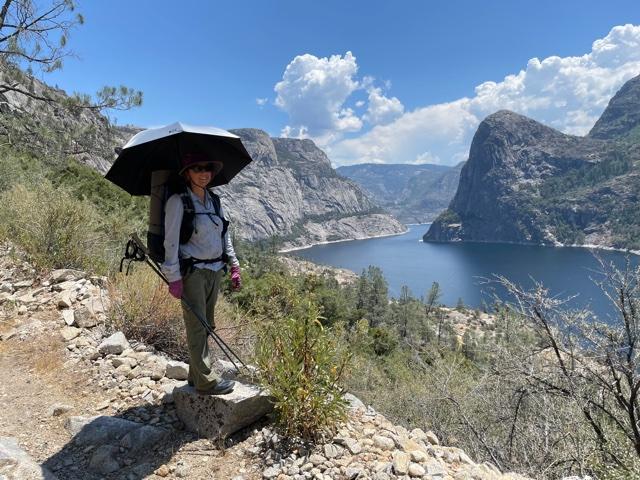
top-left (56, 292), bottom-right (72, 309)
top-left (408, 462), bottom-right (426, 477)
top-left (61, 309), bottom-right (75, 326)
top-left (263, 465), bottom-right (280, 478)
top-left (165, 360), bottom-right (188, 380)
top-left (50, 269), bottom-right (84, 284)
top-left (154, 464), bottom-right (170, 477)
top-left (373, 435), bottom-right (395, 451)
top-left (48, 404), bottom-right (73, 417)
top-left (60, 326), bottom-right (81, 342)
top-left (88, 444), bottom-right (120, 475)
top-left (174, 463), bottom-right (190, 478)
top-left (98, 332), bottom-right (129, 356)
top-left (392, 451), bottom-right (410, 475)
top-left (74, 306), bottom-right (98, 328)
top-left (119, 425), bottom-right (168, 456)
top-left (324, 443), bottom-right (343, 459)
top-left (425, 430), bottom-right (440, 445)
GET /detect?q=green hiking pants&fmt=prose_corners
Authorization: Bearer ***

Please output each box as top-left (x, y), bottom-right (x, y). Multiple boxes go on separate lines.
top-left (181, 267), bottom-right (224, 390)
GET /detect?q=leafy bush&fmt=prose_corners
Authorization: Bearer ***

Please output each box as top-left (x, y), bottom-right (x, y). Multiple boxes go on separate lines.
top-left (255, 284), bottom-right (349, 441)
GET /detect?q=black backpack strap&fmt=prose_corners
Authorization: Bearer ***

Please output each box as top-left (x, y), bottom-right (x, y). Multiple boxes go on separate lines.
top-left (179, 190), bottom-right (196, 243)
top-left (207, 190), bottom-right (229, 238)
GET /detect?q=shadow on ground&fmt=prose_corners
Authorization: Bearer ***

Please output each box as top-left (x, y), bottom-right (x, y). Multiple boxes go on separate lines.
top-left (42, 402), bottom-right (269, 480)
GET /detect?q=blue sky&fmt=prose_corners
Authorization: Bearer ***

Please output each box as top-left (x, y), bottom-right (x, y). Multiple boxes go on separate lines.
top-left (43, 1), bottom-right (640, 166)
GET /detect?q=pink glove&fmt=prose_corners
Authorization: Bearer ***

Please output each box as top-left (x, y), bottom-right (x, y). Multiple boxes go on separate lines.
top-left (231, 266), bottom-right (241, 290)
top-left (168, 279), bottom-right (183, 299)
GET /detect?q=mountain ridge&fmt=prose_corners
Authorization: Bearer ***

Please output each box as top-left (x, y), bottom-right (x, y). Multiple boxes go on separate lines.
top-left (424, 75), bottom-right (640, 249)
top-left (0, 64), bottom-right (405, 248)
top-left (337, 162), bottom-right (462, 223)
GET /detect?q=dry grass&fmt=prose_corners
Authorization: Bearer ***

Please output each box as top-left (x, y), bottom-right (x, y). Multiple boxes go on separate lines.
top-left (210, 296), bottom-right (257, 363)
top-left (107, 266), bottom-right (187, 360)
top-left (32, 334), bottom-right (65, 374)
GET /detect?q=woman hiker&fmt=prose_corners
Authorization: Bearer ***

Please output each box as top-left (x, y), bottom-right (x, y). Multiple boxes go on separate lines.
top-left (161, 152), bottom-right (241, 395)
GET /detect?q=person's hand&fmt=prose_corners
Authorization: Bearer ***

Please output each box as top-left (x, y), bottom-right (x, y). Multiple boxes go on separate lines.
top-left (230, 266), bottom-right (241, 290)
top-left (168, 279), bottom-right (183, 299)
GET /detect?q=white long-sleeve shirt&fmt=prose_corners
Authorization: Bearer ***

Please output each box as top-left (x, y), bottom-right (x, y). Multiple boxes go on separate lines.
top-left (161, 188), bottom-right (239, 283)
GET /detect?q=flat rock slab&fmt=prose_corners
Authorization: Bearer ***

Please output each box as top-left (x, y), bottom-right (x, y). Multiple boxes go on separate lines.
top-left (67, 416), bottom-right (140, 446)
top-left (173, 383), bottom-right (273, 438)
top-left (0, 436), bottom-right (58, 480)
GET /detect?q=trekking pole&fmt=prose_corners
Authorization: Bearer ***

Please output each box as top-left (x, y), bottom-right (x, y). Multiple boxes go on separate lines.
top-left (122, 234), bottom-right (251, 375)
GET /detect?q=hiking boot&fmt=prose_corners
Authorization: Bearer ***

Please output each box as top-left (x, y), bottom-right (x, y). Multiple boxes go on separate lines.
top-left (196, 379), bottom-right (234, 395)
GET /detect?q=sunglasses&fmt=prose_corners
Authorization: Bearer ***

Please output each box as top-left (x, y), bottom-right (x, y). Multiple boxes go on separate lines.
top-left (189, 164), bottom-right (216, 173)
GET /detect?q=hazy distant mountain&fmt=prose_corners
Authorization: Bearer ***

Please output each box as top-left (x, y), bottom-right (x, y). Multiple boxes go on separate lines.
top-left (337, 163), bottom-right (463, 223)
top-left (425, 74), bottom-right (640, 250)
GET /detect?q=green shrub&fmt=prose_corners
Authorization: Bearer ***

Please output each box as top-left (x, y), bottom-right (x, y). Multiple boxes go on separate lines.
top-left (0, 182), bottom-right (108, 272)
top-left (256, 295), bottom-right (349, 441)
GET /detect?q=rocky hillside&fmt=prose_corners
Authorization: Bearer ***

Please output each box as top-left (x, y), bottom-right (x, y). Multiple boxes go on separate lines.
top-left (337, 163), bottom-right (462, 223)
top-left (424, 74), bottom-right (640, 250)
top-left (0, 244), bottom-right (530, 480)
top-left (0, 63), bottom-right (405, 249)
top-left (216, 130), bottom-right (406, 248)
top-left (0, 62), bottom-right (134, 173)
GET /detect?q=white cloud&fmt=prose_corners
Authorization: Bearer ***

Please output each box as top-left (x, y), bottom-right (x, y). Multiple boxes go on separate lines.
top-left (329, 24), bottom-right (640, 167)
top-left (275, 52), bottom-right (362, 139)
top-left (363, 87), bottom-right (404, 125)
top-left (256, 97), bottom-right (268, 106)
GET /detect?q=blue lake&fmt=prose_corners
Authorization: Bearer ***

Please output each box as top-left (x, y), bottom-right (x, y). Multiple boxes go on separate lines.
top-left (291, 224), bottom-right (638, 321)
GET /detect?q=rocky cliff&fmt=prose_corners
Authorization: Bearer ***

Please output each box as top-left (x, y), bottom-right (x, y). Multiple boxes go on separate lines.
top-left (337, 163), bottom-right (462, 223)
top-left (424, 74), bottom-right (640, 250)
top-left (216, 129), bottom-right (406, 247)
top-left (0, 64), bottom-right (405, 248)
top-left (0, 62), bottom-right (134, 173)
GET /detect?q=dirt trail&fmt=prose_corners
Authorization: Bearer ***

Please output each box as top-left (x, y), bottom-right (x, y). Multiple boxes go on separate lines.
top-left (0, 310), bottom-right (263, 479)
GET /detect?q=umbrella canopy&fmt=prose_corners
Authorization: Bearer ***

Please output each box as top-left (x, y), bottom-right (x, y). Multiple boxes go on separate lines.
top-left (105, 122), bottom-right (253, 195)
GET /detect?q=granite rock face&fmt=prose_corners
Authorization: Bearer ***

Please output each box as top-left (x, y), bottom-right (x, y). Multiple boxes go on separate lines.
top-left (0, 64), bottom-right (404, 248)
top-left (217, 129), bottom-right (406, 246)
top-left (589, 74), bottom-right (640, 140)
top-left (0, 63), bottom-right (134, 173)
top-left (425, 74), bottom-right (640, 250)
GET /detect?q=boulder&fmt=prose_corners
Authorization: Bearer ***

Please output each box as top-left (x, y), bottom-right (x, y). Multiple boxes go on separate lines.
top-left (61, 309), bottom-right (75, 326)
top-left (0, 436), bottom-right (58, 479)
top-left (50, 269), bottom-right (84, 284)
top-left (392, 451), bottom-right (410, 475)
top-left (165, 360), bottom-right (188, 380)
top-left (173, 383), bottom-right (273, 438)
top-left (74, 306), bottom-right (97, 328)
top-left (56, 292), bottom-right (73, 309)
top-left (88, 444), bottom-right (120, 475)
top-left (66, 416), bottom-right (139, 446)
top-left (119, 425), bottom-right (168, 456)
top-left (60, 326), bottom-right (81, 342)
top-left (98, 332), bottom-right (130, 356)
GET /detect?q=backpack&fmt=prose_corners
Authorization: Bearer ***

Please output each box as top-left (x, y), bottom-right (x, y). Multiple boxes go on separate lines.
top-left (147, 170), bottom-right (229, 265)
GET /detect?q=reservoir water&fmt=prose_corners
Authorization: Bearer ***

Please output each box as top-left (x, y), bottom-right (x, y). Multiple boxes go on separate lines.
top-left (292, 224), bottom-right (638, 321)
